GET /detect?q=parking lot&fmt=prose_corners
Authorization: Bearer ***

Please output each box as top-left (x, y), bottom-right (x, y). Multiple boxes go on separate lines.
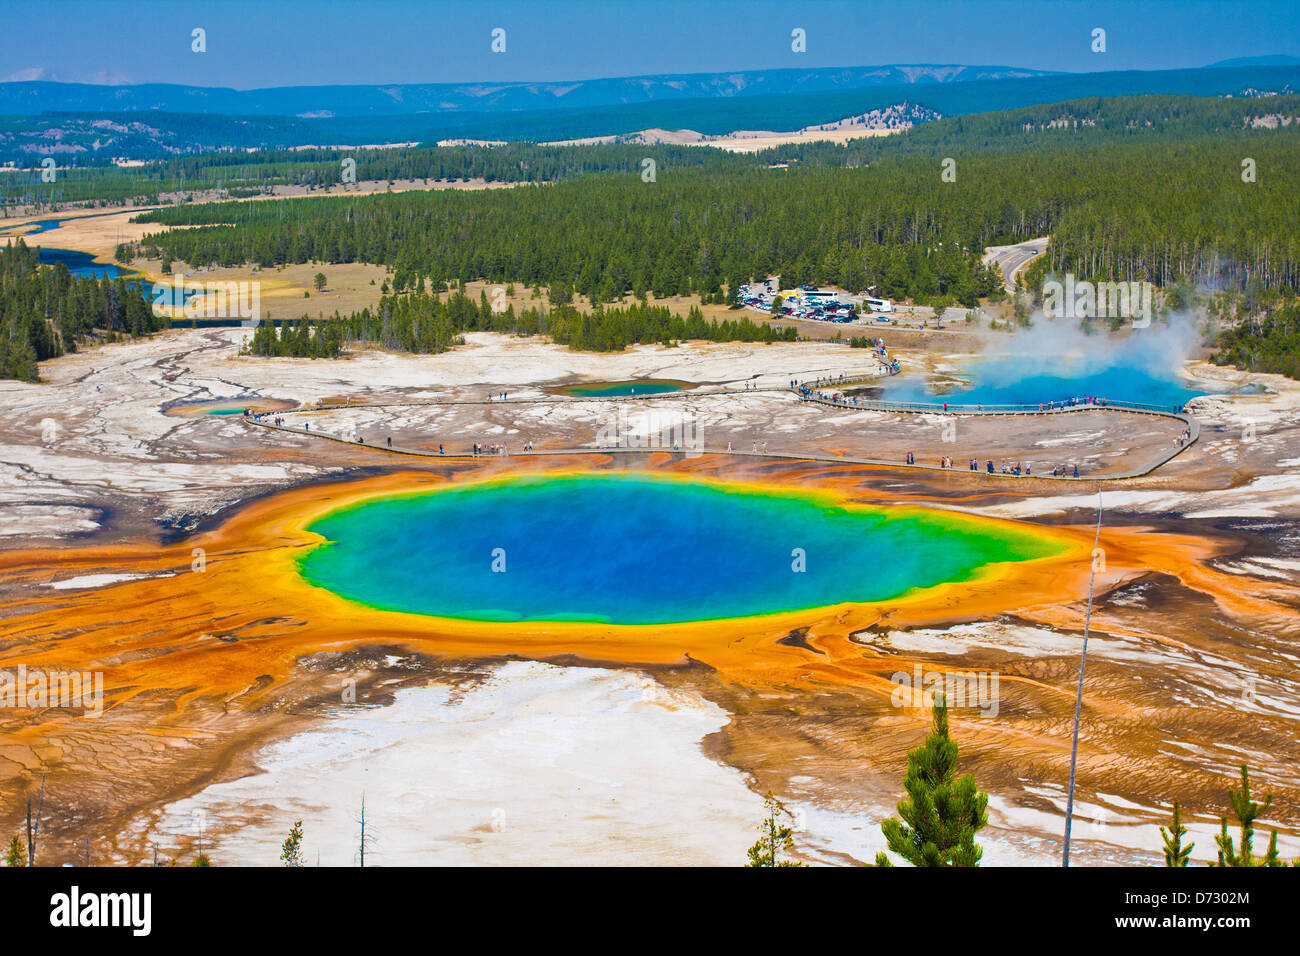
top-left (737, 277), bottom-right (895, 326)
top-left (738, 277), bottom-right (994, 338)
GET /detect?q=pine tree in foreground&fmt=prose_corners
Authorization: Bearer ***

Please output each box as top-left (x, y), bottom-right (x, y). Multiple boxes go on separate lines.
top-left (746, 794), bottom-right (806, 867)
top-left (1213, 766), bottom-right (1282, 867)
top-left (5, 834), bottom-right (26, 867)
top-left (280, 821), bottom-right (305, 867)
top-left (875, 695), bottom-right (988, 867)
top-left (1160, 802), bottom-right (1193, 867)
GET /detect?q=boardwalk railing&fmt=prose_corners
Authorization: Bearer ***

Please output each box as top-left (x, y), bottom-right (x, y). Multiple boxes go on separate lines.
top-left (793, 383), bottom-right (1191, 417)
top-left (798, 367), bottom-right (895, 390)
top-left (789, 385), bottom-right (1201, 479)
top-left (240, 373), bottom-right (1201, 482)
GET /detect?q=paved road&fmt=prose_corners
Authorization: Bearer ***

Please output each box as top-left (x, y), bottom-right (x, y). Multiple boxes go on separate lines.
top-left (983, 237), bottom-right (1050, 293)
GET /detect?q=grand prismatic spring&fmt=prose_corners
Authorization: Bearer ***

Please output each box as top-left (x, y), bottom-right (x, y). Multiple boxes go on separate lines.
top-left (298, 473), bottom-right (1068, 625)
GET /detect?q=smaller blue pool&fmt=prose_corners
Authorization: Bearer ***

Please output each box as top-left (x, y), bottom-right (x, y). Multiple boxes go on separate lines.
top-left (561, 380), bottom-right (690, 397)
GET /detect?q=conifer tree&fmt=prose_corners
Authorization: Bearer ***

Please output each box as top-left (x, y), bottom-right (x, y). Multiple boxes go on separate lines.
top-left (875, 696), bottom-right (988, 867)
top-left (1160, 801), bottom-right (1193, 867)
top-left (1213, 766), bottom-right (1282, 867)
top-left (280, 820), bottom-right (305, 867)
top-left (746, 794), bottom-right (805, 867)
top-left (5, 834), bottom-right (26, 867)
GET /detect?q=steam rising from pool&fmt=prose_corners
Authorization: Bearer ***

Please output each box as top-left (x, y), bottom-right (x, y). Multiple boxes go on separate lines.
top-left (886, 313), bottom-right (1215, 407)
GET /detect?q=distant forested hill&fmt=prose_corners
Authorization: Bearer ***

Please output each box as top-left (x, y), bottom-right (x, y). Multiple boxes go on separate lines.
top-left (8, 92), bottom-right (1297, 208)
top-left (772, 93), bottom-right (1300, 159)
top-left (0, 111), bottom-right (336, 165)
top-left (1, 63), bottom-right (1297, 162)
top-left (747, 93), bottom-right (1300, 187)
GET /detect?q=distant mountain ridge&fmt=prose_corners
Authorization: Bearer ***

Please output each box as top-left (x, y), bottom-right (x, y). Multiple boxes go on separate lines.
top-left (387, 63), bottom-right (1300, 145)
top-left (0, 65), bottom-right (1057, 117)
top-left (0, 111), bottom-right (333, 160)
top-left (1206, 55), bottom-right (1300, 68)
top-left (2, 63), bottom-right (1298, 163)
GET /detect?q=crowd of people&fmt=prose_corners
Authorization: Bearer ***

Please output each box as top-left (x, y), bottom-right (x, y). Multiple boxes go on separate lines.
top-left (1041, 396), bottom-right (1108, 410)
top-left (796, 381), bottom-right (874, 406)
top-left (245, 409), bottom-right (288, 426)
top-left (901, 453), bottom-right (1086, 477)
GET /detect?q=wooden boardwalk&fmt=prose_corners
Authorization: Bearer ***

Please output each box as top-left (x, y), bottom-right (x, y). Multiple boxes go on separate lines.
top-left (242, 375), bottom-right (1200, 483)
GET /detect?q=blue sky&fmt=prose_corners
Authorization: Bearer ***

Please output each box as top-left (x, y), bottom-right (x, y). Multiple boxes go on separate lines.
top-left (1, 0), bottom-right (1297, 88)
